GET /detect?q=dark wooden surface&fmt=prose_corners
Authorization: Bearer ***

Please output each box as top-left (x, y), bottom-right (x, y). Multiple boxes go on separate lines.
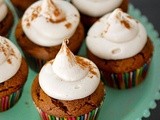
top-left (130, 0), bottom-right (160, 120)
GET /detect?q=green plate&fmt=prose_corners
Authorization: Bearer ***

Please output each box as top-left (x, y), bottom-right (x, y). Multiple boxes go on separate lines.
top-left (1, 1), bottom-right (160, 120)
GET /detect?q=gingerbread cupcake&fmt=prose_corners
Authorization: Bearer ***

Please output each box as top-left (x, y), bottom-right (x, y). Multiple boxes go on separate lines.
top-left (0, 36), bottom-right (28, 111)
top-left (0, 0), bottom-right (13, 36)
top-left (31, 40), bottom-right (105, 119)
top-left (71, 0), bottom-right (128, 29)
top-left (11, 0), bottom-right (37, 13)
top-left (15, 0), bottom-right (84, 71)
top-left (86, 9), bottom-right (154, 89)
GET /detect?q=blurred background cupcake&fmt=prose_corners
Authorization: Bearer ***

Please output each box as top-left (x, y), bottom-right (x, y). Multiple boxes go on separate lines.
top-left (15, 0), bottom-right (84, 72)
top-left (31, 40), bottom-right (105, 119)
top-left (10, 0), bottom-right (37, 14)
top-left (0, 36), bottom-right (28, 112)
top-left (86, 9), bottom-right (154, 89)
top-left (0, 0), bottom-right (13, 36)
top-left (71, 0), bottom-right (128, 29)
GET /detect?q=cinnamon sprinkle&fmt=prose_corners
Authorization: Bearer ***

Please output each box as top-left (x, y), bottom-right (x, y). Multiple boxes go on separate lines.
top-left (76, 57), bottom-right (98, 77)
top-left (25, 6), bottom-right (41, 27)
top-left (65, 22), bottom-right (72, 29)
top-left (116, 11), bottom-right (131, 29)
top-left (0, 40), bottom-right (9, 57)
top-left (120, 20), bottom-right (131, 29)
top-left (54, 8), bottom-right (61, 17)
top-left (31, 6), bottom-right (41, 21)
top-left (101, 23), bottom-right (110, 37)
top-left (48, 17), bottom-right (66, 23)
top-left (47, 0), bottom-right (66, 23)
top-left (7, 59), bottom-right (11, 64)
top-left (0, 40), bottom-right (17, 65)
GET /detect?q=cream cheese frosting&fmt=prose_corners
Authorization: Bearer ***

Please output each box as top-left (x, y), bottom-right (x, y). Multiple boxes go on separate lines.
top-left (71, 0), bottom-right (123, 17)
top-left (39, 40), bottom-right (100, 100)
top-left (86, 9), bottom-right (147, 60)
top-left (0, 36), bottom-right (22, 83)
top-left (0, 0), bottom-right (8, 22)
top-left (22, 0), bottom-right (80, 47)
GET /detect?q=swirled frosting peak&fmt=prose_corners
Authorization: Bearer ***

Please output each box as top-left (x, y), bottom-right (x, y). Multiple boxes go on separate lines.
top-left (0, 0), bottom-right (8, 22)
top-left (71, 0), bottom-right (123, 17)
top-left (22, 0), bottom-right (80, 47)
top-left (39, 40), bottom-right (100, 100)
top-left (52, 40), bottom-right (88, 81)
top-left (40, 0), bottom-right (66, 22)
top-left (0, 36), bottom-right (22, 83)
top-left (86, 8), bottom-right (147, 60)
top-left (102, 9), bottom-right (138, 43)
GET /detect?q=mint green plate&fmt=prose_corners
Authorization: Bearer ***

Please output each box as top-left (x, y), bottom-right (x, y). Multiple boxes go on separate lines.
top-left (1, 1), bottom-right (160, 120)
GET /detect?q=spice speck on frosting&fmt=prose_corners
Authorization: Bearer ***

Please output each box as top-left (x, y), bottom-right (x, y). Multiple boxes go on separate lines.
top-left (65, 22), bottom-right (72, 29)
top-left (115, 10), bottom-right (131, 29)
top-left (76, 57), bottom-right (98, 77)
top-left (120, 19), bottom-right (131, 29)
top-left (24, 6), bottom-right (41, 27)
top-left (41, 0), bottom-right (66, 23)
top-left (0, 37), bottom-right (18, 65)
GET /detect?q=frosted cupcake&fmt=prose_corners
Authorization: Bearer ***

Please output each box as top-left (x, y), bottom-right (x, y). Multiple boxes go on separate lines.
top-left (31, 40), bottom-right (105, 119)
top-left (71, 0), bottom-right (128, 28)
top-left (86, 9), bottom-right (154, 89)
top-left (0, 0), bottom-right (13, 36)
top-left (15, 0), bottom-right (84, 72)
top-left (0, 36), bottom-right (28, 111)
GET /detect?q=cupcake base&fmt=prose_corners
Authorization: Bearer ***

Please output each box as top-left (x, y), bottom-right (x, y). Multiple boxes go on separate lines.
top-left (31, 76), bottom-right (105, 118)
top-left (0, 88), bottom-right (22, 112)
top-left (37, 105), bottom-right (100, 120)
top-left (102, 59), bottom-right (151, 89)
top-left (87, 38), bottom-right (154, 89)
top-left (0, 8), bottom-right (13, 36)
top-left (0, 58), bottom-right (28, 111)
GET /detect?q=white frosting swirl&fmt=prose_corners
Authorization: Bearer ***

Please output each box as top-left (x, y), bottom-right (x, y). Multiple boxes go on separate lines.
top-left (0, 36), bottom-right (22, 83)
top-left (86, 9), bottom-right (147, 60)
top-left (0, 0), bottom-right (8, 22)
top-left (39, 41), bottom-right (100, 100)
top-left (22, 0), bottom-right (80, 47)
top-left (71, 0), bottom-right (123, 17)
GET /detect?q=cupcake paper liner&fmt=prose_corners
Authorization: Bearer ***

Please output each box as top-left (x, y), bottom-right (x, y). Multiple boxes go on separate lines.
top-left (103, 59), bottom-right (151, 89)
top-left (0, 88), bottom-right (23, 112)
top-left (37, 107), bottom-right (99, 120)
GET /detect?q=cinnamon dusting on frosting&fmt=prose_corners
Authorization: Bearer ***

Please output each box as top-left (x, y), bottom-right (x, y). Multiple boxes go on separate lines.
top-left (76, 57), bottom-right (98, 77)
top-left (41, 0), bottom-right (66, 23)
top-left (24, 6), bottom-right (41, 27)
top-left (7, 59), bottom-right (11, 64)
top-left (59, 39), bottom-right (75, 65)
top-left (31, 6), bottom-right (41, 21)
top-left (0, 39), bottom-right (17, 64)
top-left (101, 23), bottom-right (110, 37)
top-left (120, 19), bottom-right (130, 29)
top-left (0, 44), bottom-right (7, 57)
top-left (115, 10), bottom-right (131, 29)
top-left (59, 40), bottom-right (98, 77)
top-left (65, 22), bottom-right (72, 29)
top-left (48, 17), bottom-right (66, 23)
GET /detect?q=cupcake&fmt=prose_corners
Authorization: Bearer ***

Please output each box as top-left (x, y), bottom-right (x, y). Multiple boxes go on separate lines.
top-left (31, 40), bottom-right (105, 119)
top-left (86, 9), bottom-right (154, 89)
top-left (0, 36), bottom-right (28, 111)
top-left (71, 0), bottom-right (128, 29)
top-left (15, 0), bottom-right (84, 72)
top-left (0, 0), bottom-right (13, 36)
top-left (11, 0), bottom-right (37, 13)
